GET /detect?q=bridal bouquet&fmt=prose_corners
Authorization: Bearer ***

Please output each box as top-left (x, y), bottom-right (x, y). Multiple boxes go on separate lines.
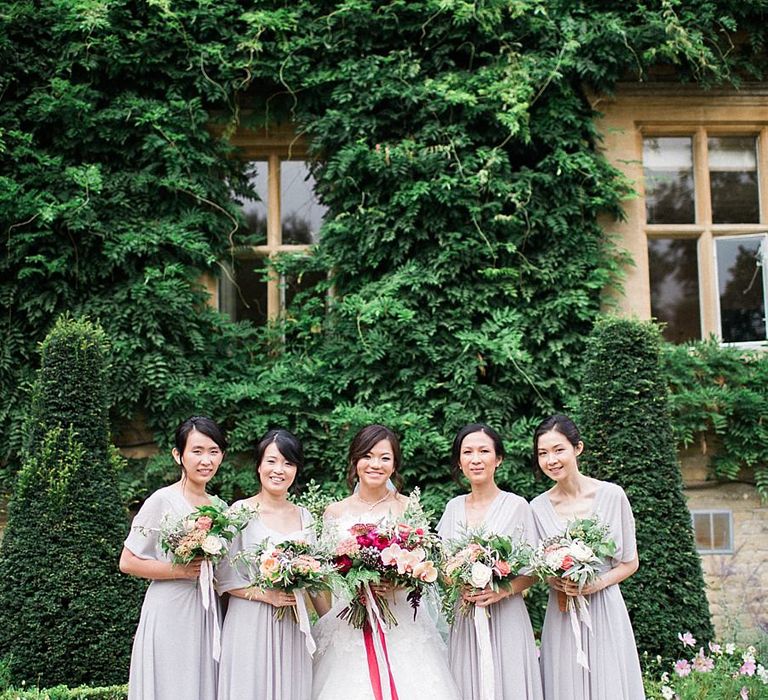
top-left (331, 490), bottom-right (440, 629)
top-left (442, 529), bottom-right (532, 621)
top-left (529, 515), bottom-right (616, 611)
top-left (235, 539), bottom-right (339, 621)
top-left (159, 501), bottom-right (254, 565)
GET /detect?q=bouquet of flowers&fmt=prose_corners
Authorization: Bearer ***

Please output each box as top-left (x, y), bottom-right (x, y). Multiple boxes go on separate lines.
top-left (331, 489), bottom-right (440, 629)
top-left (159, 500), bottom-right (254, 565)
top-left (442, 528), bottom-right (532, 622)
top-left (235, 539), bottom-right (339, 621)
top-left (529, 515), bottom-right (616, 611)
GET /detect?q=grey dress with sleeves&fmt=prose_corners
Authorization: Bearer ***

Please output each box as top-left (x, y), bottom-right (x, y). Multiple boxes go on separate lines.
top-left (215, 502), bottom-right (315, 700)
top-left (530, 481), bottom-right (644, 700)
top-left (437, 491), bottom-right (544, 700)
top-left (124, 485), bottom-right (221, 700)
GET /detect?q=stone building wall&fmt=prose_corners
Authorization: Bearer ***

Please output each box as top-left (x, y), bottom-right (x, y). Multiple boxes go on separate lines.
top-left (680, 445), bottom-right (768, 642)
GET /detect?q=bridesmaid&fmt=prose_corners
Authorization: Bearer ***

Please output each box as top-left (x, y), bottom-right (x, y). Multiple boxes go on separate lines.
top-left (529, 414), bottom-right (643, 700)
top-left (437, 423), bottom-right (543, 700)
top-left (216, 428), bottom-right (323, 700)
top-left (120, 415), bottom-right (227, 700)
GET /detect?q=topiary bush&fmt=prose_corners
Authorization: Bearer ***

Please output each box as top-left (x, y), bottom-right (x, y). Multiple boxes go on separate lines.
top-left (0, 316), bottom-right (143, 687)
top-left (577, 316), bottom-right (713, 661)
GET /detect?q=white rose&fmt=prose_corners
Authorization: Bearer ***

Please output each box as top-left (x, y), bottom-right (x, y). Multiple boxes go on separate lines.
top-left (201, 536), bottom-right (223, 556)
top-left (470, 562), bottom-right (493, 589)
top-left (569, 540), bottom-right (594, 562)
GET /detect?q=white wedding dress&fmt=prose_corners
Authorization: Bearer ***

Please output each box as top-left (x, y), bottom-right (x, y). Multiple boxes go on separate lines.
top-left (312, 513), bottom-right (461, 700)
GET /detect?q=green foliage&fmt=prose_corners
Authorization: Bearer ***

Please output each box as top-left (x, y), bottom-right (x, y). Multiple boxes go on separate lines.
top-left (662, 339), bottom-right (768, 498)
top-left (0, 687), bottom-right (127, 700)
top-left (577, 317), bottom-right (714, 661)
top-left (2, 0), bottom-right (767, 518)
top-left (0, 317), bottom-right (144, 687)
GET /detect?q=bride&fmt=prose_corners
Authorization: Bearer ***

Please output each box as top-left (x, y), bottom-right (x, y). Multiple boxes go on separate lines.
top-left (312, 424), bottom-right (461, 700)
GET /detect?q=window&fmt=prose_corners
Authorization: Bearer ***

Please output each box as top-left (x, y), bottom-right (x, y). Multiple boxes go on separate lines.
top-left (219, 139), bottom-right (328, 324)
top-left (642, 131), bottom-right (768, 346)
top-left (691, 510), bottom-right (734, 554)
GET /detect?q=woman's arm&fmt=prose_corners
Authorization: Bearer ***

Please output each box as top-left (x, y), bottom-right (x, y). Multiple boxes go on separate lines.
top-left (119, 547), bottom-right (202, 581)
top-left (463, 574), bottom-right (537, 607)
top-left (226, 586), bottom-right (296, 606)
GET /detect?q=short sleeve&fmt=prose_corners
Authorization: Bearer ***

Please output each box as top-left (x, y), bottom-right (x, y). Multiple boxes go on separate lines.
top-left (124, 491), bottom-right (169, 561)
top-left (436, 497), bottom-right (460, 541)
top-left (214, 529), bottom-right (251, 594)
top-left (615, 486), bottom-right (637, 564)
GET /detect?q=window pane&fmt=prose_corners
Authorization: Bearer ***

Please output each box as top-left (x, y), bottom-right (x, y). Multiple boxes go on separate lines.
top-left (235, 161), bottom-right (267, 245)
top-left (233, 258), bottom-right (268, 325)
top-left (711, 512), bottom-right (731, 551)
top-left (281, 161), bottom-right (326, 245)
top-left (692, 513), bottom-right (712, 550)
top-left (717, 236), bottom-right (767, 343)
top-left (709, 136), bottom-right (759, 224)
top-left (644, 137), bottom-right (695, 224)
top-left (648, 238), bottom-right (701, 343)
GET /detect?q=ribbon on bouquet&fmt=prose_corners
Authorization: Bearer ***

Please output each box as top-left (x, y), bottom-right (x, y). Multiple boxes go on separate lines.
top-left (199, 559), bottom-right (222, 661)
top-left (473, 605), bottom-right (495, 700)
top-left (362, 583), bottom-right (399, 700)
top-left (565, 593), bottom-right (593, 670)
top-left (294, 588), bottom-right (317, 657)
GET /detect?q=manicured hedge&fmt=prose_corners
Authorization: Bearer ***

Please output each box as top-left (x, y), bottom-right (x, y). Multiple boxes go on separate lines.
top-left (0, 318), bottom-right (143, 687)
top-left (577, 317), bottom-right (713, 661)
top-left (0, 686), bottom-right (127, 700)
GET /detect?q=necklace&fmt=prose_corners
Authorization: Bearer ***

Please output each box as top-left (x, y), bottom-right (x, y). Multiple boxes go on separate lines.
top-left (356, 490), bottom-right (391, 511)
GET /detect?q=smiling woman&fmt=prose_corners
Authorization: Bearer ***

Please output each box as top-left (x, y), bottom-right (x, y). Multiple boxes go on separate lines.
top-left (119, 416), bottom-right (229, 700)
top-left (529, 414), bottom-right (643, 700)
top-left (215, 428), bottom-right (322, 700)
top-left (437, 423), bottom-right (543, 700)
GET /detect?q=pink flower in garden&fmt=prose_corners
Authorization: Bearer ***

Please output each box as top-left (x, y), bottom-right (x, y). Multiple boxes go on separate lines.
top-left (678, 631), bottom-right (696, 648)
top-left (673, 659), bottom-right (692, 677)
top-left (739, 687), bottom-right (749, 700)
top-left (740, 659), bottom-right (756, 676)
top-left (708, 641), bottom-right (722, 655)
top-left (692, 649), bottom-right (714, 672)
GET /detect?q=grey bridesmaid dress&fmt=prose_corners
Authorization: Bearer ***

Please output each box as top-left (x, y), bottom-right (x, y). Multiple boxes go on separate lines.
top-left (530, 481), bottom-right (645, 700)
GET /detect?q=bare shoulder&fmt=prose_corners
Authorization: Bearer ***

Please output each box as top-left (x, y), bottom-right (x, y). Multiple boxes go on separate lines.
top-left (324, 496), bottom-right (354, 519)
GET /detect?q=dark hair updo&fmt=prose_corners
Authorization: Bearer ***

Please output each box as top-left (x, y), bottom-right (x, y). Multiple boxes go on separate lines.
top-left (346, 424), bottom-right (404, 492)
top-left (450, 423), bottom-right (505, 482)
top-left (531, 413), bottom-right (581, 477)
top-left (174, 416), bottom-right (228, 454)
top-left (255, 428), bottom-right (305, 485)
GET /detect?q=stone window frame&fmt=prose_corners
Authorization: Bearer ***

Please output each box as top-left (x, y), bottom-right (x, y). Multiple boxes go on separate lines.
top-left (691, 509), bottom-right (734, 554)
top-left (218, 123), bottom-right (321, 322)
top-left (593, 85), bottom-right (768, 348)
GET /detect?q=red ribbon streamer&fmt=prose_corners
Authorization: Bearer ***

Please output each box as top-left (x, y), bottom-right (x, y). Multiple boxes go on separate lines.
top-left (363, 621), bottom-right (399, 700)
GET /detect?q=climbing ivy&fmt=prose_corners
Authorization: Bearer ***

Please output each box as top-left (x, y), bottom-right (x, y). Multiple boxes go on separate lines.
top-left (2, 1), bottom-right (767, 518)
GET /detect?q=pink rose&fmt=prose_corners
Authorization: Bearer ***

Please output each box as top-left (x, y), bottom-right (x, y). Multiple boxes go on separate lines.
top-left (560, 555), bottom-right (574, 571)
top-left (493, 560), bottom-right (512, 578)
top-left (196, 516), bottom-right (213, 532)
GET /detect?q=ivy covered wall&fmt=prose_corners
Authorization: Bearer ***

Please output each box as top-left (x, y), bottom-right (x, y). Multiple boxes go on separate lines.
top-left (2, 0), bottom-right (767, 514)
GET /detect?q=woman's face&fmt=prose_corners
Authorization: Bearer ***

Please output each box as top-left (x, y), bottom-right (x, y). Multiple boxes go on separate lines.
top-left (356, 439), bottom-right (395, 489)
top-left (536, 429), bottom-right (583, 482)
top-left (258, 441), bottom-right (297, 497)
top-left (173, 428), bottom-right (224, 488)
top-left (459, 430), bottom-right (501, 487)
